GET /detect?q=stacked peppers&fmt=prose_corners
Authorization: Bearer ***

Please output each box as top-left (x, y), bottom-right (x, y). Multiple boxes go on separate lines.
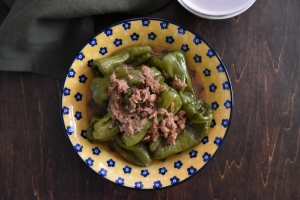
top-left (88, 45), bottom-right (213, 166)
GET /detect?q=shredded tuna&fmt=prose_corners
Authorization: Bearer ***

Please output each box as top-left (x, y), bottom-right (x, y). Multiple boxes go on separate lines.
top-left (128, 74), bottom-right (133, 80)
top-left (172, 75), bottom-right (187, 90)
top-left (108, 64), bottom-right (186, 144)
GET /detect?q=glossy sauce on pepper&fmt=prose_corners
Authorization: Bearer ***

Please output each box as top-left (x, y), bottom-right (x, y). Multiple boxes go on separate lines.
top-left (86, 45), bottom-right (207, 121)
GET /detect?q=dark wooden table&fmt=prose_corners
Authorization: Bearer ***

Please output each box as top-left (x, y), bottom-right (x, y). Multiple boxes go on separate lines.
top-left (1, 0), bottom-right (300, 199)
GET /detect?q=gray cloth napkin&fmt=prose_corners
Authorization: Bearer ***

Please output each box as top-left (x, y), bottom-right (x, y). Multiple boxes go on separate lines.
top-left (0, 0), bottom-right (171, 79)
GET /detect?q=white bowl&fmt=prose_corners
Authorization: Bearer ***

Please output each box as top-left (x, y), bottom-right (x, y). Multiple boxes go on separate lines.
top-left (179, 0), bottom-right (255, 20)
top-left (181, 0), bottom-right (256, 16)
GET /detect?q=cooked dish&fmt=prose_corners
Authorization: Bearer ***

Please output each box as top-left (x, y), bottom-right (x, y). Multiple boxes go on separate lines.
top-left (87, 45), bottom-right (213, 166)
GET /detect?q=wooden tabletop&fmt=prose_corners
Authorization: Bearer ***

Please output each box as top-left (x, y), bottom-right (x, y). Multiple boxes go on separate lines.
top-left (1, 0), bottom-right (300, 199)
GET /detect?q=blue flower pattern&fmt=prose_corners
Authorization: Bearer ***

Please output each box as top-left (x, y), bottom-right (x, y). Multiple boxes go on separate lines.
top-left (63, 87), bottom-right (71, 96)
top-left (212, 102), bottom-right (219, 110)
top-left (159, 167), bottom-right (167, 175)
top-left (209, 83), bottom-right (217, 93)
top-left (210, 119), bottom-right (216, 128)
top-left (214, 137), bottom-right (223, 146)
top-left (170, 176), bottom-right (180, 185)
top-left (181, 44), bottom-right (189, 52)
top-left (174, 160), bottom-right (183, 169)
top-left (206, 49), bottom-right (215, 58)
top-left (224, 100), bottom-right (232, 109)
top-left (92, 147), bottom-right (101, 155)
top-left (217, 64), bottom-right (225, 72)
top-left (113, 38), bottom-right (122, 47)
top-left (74, 144), bottom-right (83, 152)
top-left (76, 52), bottom-right (85, 61)
top-left (122, 22), bottom-right (131, 30)
top-left (62, 106), bottom-right (69, 115)
top-left (189, 150), bottom-right (198, 158)
top-left (203, 68), bottom-right (211, 76)
top-left (202, 152), bottom-right (211, 162)
top-left (193, 36), bottom-right (202, 45)
top-left (123, 166), bottom-right (132, 174)
top-left (166, 36), bottom-right (174, 44)
top-left (221, 119), bottom-right (229, 128)
top-left (66, 126), bottom-right (74, 135)
top-left (160, 21), bottom-right (169, 29)
top-left (107, 159), bottom-right (115, 167)
top-left (88, 38), bottom-right (97, 47)
top-left (201, 136), bottom-right (209, 144)
top-left (134, 181), bottom-right (143, 189)
top-left (68, 69), bottom-right (76, 78)
top-left (193, 54), bottom-right (202, 63)
top-left (99, 47), bottom-right (107, 55)
top-left (85, 157), bottom-right (94, 166)
top-left (153, 180), bottom-right (162, 189)
top-left (148, 32), bottom-right (157, 40)
top-left (116, 177), bottom-right (124, 185)
top-left (177, 27), bottom-right (185, 35)
top-left (74, 111), bottom-right (82, 120)
top-left (187, 166), bottom-right (197, 176)
top-left (74, 92), bottom-right (82, 101)
top-left (87, 59), bottom-right (93, 67)
top-left (222, 81), bottom-right (230, 90)
top-left (81, 130), bottom-right (87, 139)
top-left (141, 169), bottom-right (149, 177)
top-left (104, 28), bottom-right (113, 36)
top-left (142, 19), bottom-right (150, 26)
top-left (79, 74), bottom-right (87, 83)
top-left (130, 33), bottom-right (139, 41)
top-left (99, 168), bottom-right (107, 177)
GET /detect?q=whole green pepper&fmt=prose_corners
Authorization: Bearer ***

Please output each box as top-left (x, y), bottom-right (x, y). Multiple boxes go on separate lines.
top-left (121, 120), bottom-right (153, 146)
top-left (90, 76), bottom-right (110, 105)
top-left (149, 136), bottom-right (164, 152)
top-left (114, 66), bottom-right (164, 86)
top-left (93, 111), bottom-right (120, 140)
top-left (87, 114), bottom-right (116, 143)
top-left (149, 50), bottom-right (195, 94)
top-left (112, 135), bottom-right (152, 166)
top-left (179, 91), bottom-right (213, 139)
top-left (152, 125), bottom-right (203, 160)
top-left (159, 83), bottom-right (183, 114)
top-left (92, 45), bottom-right (153, 77)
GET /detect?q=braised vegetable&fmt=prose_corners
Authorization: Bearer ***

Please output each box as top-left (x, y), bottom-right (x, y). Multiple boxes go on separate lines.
top-left (121, 120), bottom-right (153, 146)
top-left (93, 111), bottom-right (120, 140)
top-left (112, 135), bottom-right (152, 166)
top-left (152, 125), bottom-right (202, 159)
top-left (92, 45), bottom-right (153, 77)
top-left (88, 45), bottom-right (213, 166)
top-left (149, 50), bottom-right (195, 94)
top-left (86, 114), bottom-right (117, 143)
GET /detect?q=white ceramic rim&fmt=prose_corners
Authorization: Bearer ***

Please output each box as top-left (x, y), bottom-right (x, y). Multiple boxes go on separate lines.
top-left (178, 0), bottom-right (255, 20)
top-left (181, 0), bottom-right (256, 16)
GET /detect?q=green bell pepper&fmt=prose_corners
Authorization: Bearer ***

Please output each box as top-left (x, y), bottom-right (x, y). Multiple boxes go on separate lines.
top-left (92, 45), bottom-right (153, 77)
top-left (86, 114), bottom-right (116, 143)
top-left (121, 120), bottom-right (153, 146)
top-left (90, 76), bottom-right (110, 105)
top-left (159, 83), bottom-right (183, 114)
top-left (112, 135), bottom-right (152, 166)
top-left (152, 125), bottom-right (202, 160)
top-left (149, 50), bottom-right (195, 94)
top-left (93, 111), bottom-right (120, 140)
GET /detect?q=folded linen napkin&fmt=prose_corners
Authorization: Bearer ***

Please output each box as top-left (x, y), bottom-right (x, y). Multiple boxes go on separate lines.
top-left (0, 0), bottom-right (171, 79)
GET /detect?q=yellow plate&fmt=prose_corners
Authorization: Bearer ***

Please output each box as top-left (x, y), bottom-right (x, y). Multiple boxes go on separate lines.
top-left (61, 18), bottom-right (233, 189)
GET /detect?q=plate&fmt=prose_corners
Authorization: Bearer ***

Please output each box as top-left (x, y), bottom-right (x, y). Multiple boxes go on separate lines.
top-left (179, 0), bottom-right (255, 20)
top-left (60, 18), bottom-right (233, 189)
top-left (181, 0), bottom-right (256, 16)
